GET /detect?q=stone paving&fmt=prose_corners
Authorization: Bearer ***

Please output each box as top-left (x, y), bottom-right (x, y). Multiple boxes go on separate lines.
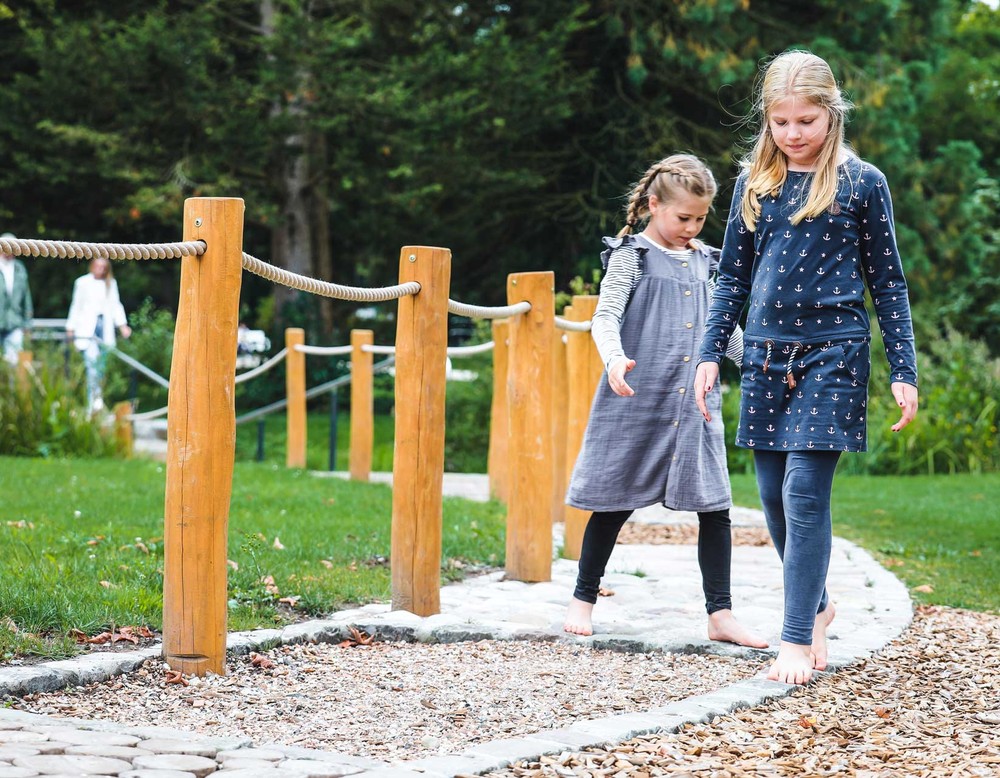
top-left (0, 473), bottom-right (913, 778)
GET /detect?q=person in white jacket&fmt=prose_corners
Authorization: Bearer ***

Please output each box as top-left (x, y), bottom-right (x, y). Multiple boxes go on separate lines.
top-left (66, 256), bottom-right (131, 412)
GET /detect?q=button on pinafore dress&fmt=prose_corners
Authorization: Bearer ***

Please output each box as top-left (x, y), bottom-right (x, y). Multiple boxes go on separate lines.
top-left (565, 234), bottom-right (731, 514)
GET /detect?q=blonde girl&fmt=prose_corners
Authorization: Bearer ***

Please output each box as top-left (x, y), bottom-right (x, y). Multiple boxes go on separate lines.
top-left (695, 51), bottom-right (919, 684)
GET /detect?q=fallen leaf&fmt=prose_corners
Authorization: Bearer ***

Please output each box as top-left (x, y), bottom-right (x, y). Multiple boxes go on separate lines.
top-left (99, 580), bottom-right (115, 589)
top-left (349, 626), bottom-right (374, 646)
top-left (227, 559), bottom-right (239, 571)
top-left (874, 706), bottom-right (892, 719)
top-left (164, 669), bottom-right (188, 686)
top-left (278, 596), bottom-right (301, 607)
top-left (249, 652), bottom-right (276, 669)
top-left (319, 559), bottom-right (334, 569)
top-left (273, 536), bottom-right (285, 550)
top-left (134, 541), bottom-right (150, 554)
top-left (913, 585), bottom-right (934, 593)
top-left (112, 627), bottom-right (140, 644)
top-left (798, 715), bottom-right (817, 729)
top-left (598, 586), bottom-right (615, 597)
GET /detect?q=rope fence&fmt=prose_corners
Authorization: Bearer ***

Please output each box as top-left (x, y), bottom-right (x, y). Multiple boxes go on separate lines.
top-left (233, 347), bottom-right (288, 385)
top-left (294, 344), bottom-right (353, 357)
top-left (446, 341), bottom-right (495, 357)
top-left (241, 253), bottom-right (420, 302)
top-left (555, 315), bottom-right (592, 332)
top-left (360, 344), bottom-right (396, 355)
top-left (10, 214), bottom-right (599, 674)
top-left (447, 298), bottom-right (532, 320)
top-left (0, 236), bottom-right (203, 260)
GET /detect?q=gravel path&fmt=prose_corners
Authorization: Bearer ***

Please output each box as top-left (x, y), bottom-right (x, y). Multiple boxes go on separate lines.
top-left (10, 639), bottom-right (762, 762)
top-left (488, 606), bottom-right (1000, 777)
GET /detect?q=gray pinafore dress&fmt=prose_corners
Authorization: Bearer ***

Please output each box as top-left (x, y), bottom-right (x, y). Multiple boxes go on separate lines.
top-left (565, 234), bottom-right (731, 513)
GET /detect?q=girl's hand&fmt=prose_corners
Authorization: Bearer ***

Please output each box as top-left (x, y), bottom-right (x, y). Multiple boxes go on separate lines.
top-left (607, 357), bottom-right (637, 397)
top-left (694, 361), bottom-right (720, 422)
top-left (119, 325), bottom-right (132, 339)
top-left (890, 382), bottom-right (918, 432)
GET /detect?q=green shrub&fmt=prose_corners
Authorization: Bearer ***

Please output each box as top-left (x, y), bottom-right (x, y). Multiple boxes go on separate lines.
top-left (0, 358), bottom-right (122, 458)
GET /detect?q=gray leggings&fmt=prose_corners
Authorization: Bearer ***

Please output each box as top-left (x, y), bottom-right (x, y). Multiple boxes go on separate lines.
top-left (753, 450), bottom-right (840, 645)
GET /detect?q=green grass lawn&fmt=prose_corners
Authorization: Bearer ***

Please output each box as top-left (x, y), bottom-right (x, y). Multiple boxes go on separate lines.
top-left (0, 456), bottom-right (505, 660)
top-left (731, 472), bottom-right (1000, 612)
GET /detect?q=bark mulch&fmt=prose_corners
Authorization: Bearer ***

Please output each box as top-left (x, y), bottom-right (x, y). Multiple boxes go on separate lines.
top-left (488, 605), bottom-right (1000, 777)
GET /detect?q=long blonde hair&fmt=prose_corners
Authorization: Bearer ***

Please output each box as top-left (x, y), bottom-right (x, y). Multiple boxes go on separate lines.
top-left (618, 154), bottom-right (717, 238)
top-left (740, 50), bottom-right (853, 231)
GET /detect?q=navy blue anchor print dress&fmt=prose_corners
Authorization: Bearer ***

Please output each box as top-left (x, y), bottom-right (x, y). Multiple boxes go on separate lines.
top-left (698, 157), bottom-right (918, 452)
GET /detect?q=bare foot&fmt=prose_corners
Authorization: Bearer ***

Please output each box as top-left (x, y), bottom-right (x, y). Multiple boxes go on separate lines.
top-left (707, 609), bottom-right (769, 648)
top-left (563, 597), bottom-right (594, 636)
top-left (812, 602), bottom-right (836, 670)
top-left (767, 641), bottom-right (815, 684)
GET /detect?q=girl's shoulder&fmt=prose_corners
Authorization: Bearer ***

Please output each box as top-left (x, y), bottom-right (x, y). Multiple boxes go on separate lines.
top-left (599, 233), bottom-right (649, 271)
top-left (843, 155), bottom-right (890, 191)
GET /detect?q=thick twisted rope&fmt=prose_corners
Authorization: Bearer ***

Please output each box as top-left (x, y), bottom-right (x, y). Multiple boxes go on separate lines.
top-left (294, 344), bottom-right (353, 357)
top-left (446, 341), bottom-right (495, 357)
top-left (128, 405), bottom-right (169, 422)
top-left (555, 316), bottom-right (593, 332)
top-left (241, 253), bottom-right (420, 302)
top-left (360, 344), bottom-right (396, 355)
top-left (0, 236), bottom-right (203, 260)
top-left (234, 347), bottom-right (289, 385)
top-left (447, 298), bottom-right (531, 320)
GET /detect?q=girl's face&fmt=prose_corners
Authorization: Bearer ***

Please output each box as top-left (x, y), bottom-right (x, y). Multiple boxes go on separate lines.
top-left (767, 95), bottom-right (830, 171)
top-left (645, 192), bottom-right (712, 251)
top-left (91, 258), bottom-right (110, 279)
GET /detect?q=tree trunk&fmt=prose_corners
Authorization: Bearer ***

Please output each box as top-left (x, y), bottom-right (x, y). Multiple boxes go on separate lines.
top-left (261, 0), bottom-right (333, 336)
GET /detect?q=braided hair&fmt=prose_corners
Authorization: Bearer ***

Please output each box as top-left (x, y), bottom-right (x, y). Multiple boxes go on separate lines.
top-left (617, 154), bottom-right (717, 237)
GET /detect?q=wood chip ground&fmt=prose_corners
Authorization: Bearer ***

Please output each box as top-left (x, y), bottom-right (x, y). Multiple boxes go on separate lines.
top-left (488, 606), bottom-right (1000, 777)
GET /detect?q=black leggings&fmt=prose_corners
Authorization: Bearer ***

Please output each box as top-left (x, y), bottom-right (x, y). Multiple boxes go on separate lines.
top-left (573, 509), bottom-right (733, 614)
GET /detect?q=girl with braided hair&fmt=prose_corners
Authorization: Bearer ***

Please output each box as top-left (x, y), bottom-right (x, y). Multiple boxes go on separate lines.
top-left (695, 51), bottom-right (918, 684)
top-left (563, 154), bottom-right (767, 649)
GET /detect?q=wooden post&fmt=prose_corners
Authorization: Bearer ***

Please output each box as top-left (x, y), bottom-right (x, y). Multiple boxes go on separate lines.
top-left (349, 329), bottom-right (374, 481)
top-left (16, 350), bottom-right (32, 393)
top-left (487, 319), bottom-right (509, 502)
top-left (563, 295), bottom-right (601, 560)
top-left (285, 328), bottom-right (306, 469)
top-left (163, 197), bottom-right (244, 676)
top-left (551, 325), bottom-right (569, 524)
top-left (391, 246), bottom-right (451, 616)
top-left (113, 401), bottom-right (133, 457)
top-left (505, 271), bottom-right (554, 582)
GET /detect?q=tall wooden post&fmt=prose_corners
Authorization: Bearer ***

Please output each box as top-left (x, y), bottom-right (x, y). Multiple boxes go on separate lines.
top-left (551, 327), bottom-right (569, 524)
top-left (487, 319), bottom-right (509, 502)
top-left (349, 329), bottom-right (374, 481)
top-left (563, 295), bottom-right (601, 559)
top-left (16, 350), bottom-right (32, 394)
top-left (163, 197), bottom-right (244, 676)
top-left (391, 246), bottom-right (451, 616)
top-left (505, 271), bottom-right (554, 582)
top-left (113, 401), bottom-right (133, 457)
top-left (285, 328), bottom-right (307, 469)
